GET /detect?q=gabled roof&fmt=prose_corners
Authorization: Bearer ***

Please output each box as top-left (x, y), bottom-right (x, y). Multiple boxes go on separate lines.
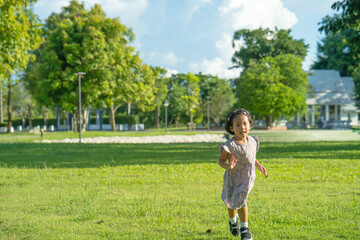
top-left (308, 69), bottom-right (346, 93)
top-left (306, 69), bottom-right (357, 110)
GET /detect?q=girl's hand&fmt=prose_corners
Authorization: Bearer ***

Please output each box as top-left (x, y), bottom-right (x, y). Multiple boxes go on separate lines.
top-left (255, 160), bottom-right (268, 177)
top-left (228, 156), bottom-right (237, 171)
top-left (257, 164), bottom-right (268, 177)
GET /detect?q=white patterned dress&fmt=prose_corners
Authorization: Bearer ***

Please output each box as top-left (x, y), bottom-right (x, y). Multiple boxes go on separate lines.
top-left (217, 136), bottom-right (259, 209)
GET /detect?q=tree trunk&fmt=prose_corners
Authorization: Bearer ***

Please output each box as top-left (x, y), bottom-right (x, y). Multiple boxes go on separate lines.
top-left (73, 111), bottom-right (78, 132)
top-left (20, 110), bottom-right (26, 129)
top-left (155, 107), bottom-right (160, 128)
top-left (266, 114), bottom-right (273, 127)
top-left (109, 105), bottom-right (121, 131)
top-left (73, 108), bottom-right (90, 132)
top-left (28, 104), bottom-right (32, 129)
top-left (7, 77), bottom-right (12, 133)
top-left (42, 106), bottom-right (48, 128)
top-left (81, 107), bottom-right (89, 132)
top-left (109, 107), bottom-right (116, 131)
top-left (174, 116), bottom-right (179, 128)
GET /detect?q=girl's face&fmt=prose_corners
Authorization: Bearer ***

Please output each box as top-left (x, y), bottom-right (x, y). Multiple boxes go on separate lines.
top-left (230, 114), bottom-right (250, 140)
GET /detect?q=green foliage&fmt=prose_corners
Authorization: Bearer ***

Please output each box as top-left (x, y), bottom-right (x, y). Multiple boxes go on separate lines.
top-left (231, 28), bottom-right (308, 70)
top-left (198, 74), bottom-right (235, 126)
top-left (311, 29), bottom-right (357, 76)
top-left (23, 0), bottom-right (156, 119)
top-left (167, 73), bottom-right (202, 125)
top-left (351, 66), bottom-right (360, 107)
top-left (319, 0), bottom-right (360, 107)
top-left (236, 54), bottom-right (309, 126)
top-left (0, 0), bottom-right (42, 76)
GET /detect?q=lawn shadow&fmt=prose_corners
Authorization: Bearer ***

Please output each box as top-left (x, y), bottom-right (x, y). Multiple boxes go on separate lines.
top-left (0, 141), bottom-right (359, 169)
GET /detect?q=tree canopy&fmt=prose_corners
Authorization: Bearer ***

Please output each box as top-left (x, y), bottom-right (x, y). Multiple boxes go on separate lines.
top-left (231, 28), bottom-right (308, 70)
top-left (166, 73), bottom-right (202, 127)
top-left (236, 54), bottom-right (309, 127)
top-left (0, 0), bottom-right (42, 131)
top-left (319, 0), bottom-right (360, 106)
top-left (311, 29), bottom-right (357, 76)
top-left (198, 74), bottom-right (235, 126)
top-left (23, 0), bottom-right (157, 131)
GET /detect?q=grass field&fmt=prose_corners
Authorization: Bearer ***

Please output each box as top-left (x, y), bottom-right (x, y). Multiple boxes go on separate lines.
top-left (0, 130), bottom-right (359, 239)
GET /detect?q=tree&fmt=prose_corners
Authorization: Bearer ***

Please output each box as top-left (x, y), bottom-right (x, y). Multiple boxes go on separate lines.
top-left (167, 73), bottom-right (202, 127)
top-left (23, 0), bottom-right (156, 132)
top-left (12, 81), bottom-right (34, 129)
top-left (311, 29), bottom-right (357, 76)
top-left (0, 0), bottom-right (42, 132)
top-left (237, 54), bottom-right (309, 127)
top-left (319, 0), bottom-right (360, 106)
top-left (231, 28), bottom-right (308, 70)
top-left (198, 74), bottom-right (235, 126)
top-left (152, 67), bottom-right (168, 128)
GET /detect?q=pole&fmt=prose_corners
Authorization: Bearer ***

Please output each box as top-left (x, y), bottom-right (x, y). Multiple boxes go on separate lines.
top-left (207, 96), bottom-right (210, 130)
top-left (78, 75), bottom-right (82, 143)
top-left (75, 72), bottom-right (86, 143)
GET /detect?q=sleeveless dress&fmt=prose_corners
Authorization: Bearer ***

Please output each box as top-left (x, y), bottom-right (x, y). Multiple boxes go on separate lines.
top-left (217, 136), bottom-right (259, 209)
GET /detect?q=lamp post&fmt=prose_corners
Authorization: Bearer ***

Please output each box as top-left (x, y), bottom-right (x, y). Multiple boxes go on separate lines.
top-left (74, 72), bottom-right (86, 143)
top-left (206, 96), bottom-right (210, 130)
top-left (164, 99), bottom-right (169, 132)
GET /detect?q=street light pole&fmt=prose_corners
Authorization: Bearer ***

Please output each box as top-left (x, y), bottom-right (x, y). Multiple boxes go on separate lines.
top-left (75, 72), bottom-right (86, 143)
top-left (206, 96), bottom-right (210, 130)
top-left (164, 99), bottom-right (169, 132)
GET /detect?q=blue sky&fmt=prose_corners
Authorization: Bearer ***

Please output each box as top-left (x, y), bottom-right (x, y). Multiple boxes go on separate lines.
top-left (33, 0), bottom-right (337, 79)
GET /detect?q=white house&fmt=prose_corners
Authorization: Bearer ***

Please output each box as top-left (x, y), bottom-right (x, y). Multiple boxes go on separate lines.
top-left (300, 69), bottom-right (359, 128)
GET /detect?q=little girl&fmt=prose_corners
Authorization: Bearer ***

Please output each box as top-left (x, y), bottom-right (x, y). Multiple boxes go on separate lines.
top-left (218, 109), bottom-right (267, 240)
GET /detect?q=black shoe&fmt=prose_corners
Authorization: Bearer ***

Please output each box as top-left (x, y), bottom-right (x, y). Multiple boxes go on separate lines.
top-left (240, 227), bottom-right (252, 240)
top-left (229, 220), bottom-right (240, 236)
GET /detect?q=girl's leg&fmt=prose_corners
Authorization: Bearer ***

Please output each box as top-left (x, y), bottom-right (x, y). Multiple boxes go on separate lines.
top-left (237, 206), bottom-right (248, 223)
top-left (228, 208), bottom-right (237, 218)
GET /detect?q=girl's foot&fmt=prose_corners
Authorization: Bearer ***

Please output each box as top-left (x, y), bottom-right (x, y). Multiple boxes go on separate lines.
top-left (229, 220), bottom-right (240, 236)
top-left (240, 227), bottom-right (252, 240)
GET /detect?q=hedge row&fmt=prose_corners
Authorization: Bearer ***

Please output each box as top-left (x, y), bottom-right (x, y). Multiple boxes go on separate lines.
top-left (1, 115), bottom-right (140, 127)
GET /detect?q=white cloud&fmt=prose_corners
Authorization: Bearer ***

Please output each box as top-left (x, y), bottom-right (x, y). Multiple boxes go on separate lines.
top-left (189, 0), bottom-right (298, 78)
top-left (219, 0), bottom-right (297, 30)
top-left (189, 33), bottom-right (243, 79)
top-left (34, 0), bottom-right (149, 31)
top-left (164, 68), bottom-right (179, 78)
top-left (215, 33), bottom-right (234, 59)
top-left (91, 0), bottom-right (148, 22)
top-left (190, 58), bottom-right (240, 79)
top-left (147, 51), bottom-right (179, 66)
top-left (164, 52), bottom-right (179, 65)
top-left (34, 0), bottom-right (70, 20)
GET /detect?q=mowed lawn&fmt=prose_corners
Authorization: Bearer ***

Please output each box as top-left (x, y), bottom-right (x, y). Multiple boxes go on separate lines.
top-left (0, 131), bottom-right (359, 239)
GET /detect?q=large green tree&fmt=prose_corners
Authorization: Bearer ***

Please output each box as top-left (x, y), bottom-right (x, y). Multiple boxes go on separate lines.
top-left (319, 0), bottom-right (360, 106)
top-left (311, 29), bottom-right (357, 76)
top-left (167, 73), bottom-right (202, 127)
top-left (231, 28), bottom-right (308, 70)
top-left (0, 0), bottom-right (42, 132)
top-left (151, 67), bottom-right (168, 128)
top-left (24, 0), bottom-right (156, 131)
top-left (237, 54), bottom-right (309, 127)
top-left (198, 74), bottom-right (235, 126)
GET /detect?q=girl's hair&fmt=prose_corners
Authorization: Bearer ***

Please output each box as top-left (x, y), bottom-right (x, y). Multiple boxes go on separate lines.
top-left (225, 109), bottom-right (253, 135)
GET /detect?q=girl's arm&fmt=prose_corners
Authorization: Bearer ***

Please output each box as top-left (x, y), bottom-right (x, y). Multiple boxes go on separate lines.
top-left (255, 159), bottom-right (268, 177)
top-left (218, 150), bottom-right (236, 170)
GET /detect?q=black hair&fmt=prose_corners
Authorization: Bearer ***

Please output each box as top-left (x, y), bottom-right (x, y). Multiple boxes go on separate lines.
top-left (225, 109), bottom-right (253, 135)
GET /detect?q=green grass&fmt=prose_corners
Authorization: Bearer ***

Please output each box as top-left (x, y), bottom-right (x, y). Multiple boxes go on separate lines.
top-left (0, 132), bottom-right (359, 239)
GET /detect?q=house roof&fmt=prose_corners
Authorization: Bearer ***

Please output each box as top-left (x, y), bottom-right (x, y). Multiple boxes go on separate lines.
top-left (306, 69), bottom-right (358, 112)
